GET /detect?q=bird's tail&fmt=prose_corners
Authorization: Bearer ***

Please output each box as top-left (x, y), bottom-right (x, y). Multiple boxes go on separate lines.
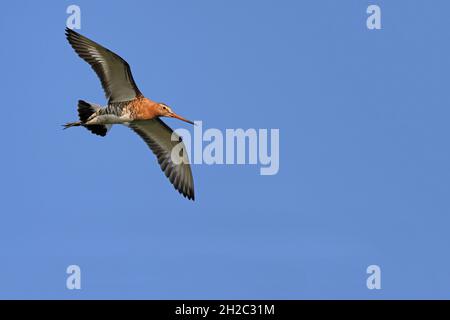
top-left (62, 100), bottom-right (110, 137)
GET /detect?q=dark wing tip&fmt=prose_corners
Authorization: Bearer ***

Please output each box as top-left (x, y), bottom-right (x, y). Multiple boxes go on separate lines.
top-left (167, 166), bottom-right (195, 201)
top-left (65, 27), bottom-right (81, 46)
top-left (181, 187), bottom-right (195, 201)
top-left (65, 27), bottom-right (78, 38)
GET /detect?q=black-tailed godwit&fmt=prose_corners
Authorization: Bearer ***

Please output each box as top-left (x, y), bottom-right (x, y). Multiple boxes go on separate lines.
top-left (64, 28), bottom-right (195, 201)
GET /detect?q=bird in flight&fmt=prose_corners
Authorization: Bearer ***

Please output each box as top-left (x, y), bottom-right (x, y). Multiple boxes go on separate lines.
top-left (64, 28), bottom-right (195, 200)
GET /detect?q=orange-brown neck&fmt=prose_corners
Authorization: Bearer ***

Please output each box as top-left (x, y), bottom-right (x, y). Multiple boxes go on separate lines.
top-left (129, 97), bottom-right (160, 120)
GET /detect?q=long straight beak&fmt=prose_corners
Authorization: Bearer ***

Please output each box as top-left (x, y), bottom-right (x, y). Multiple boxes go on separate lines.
top-left (170, 112), bottom-right (195, 125)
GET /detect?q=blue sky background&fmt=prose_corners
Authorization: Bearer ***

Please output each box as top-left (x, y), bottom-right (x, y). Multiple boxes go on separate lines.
top-left (0, 0), bottom-right (449, 299)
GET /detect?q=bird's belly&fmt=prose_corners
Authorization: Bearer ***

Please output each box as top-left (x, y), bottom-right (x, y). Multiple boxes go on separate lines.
top-left (86, 114), bottom-right (131, 125)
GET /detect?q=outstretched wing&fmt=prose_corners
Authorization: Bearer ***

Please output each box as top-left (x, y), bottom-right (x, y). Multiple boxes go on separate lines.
top-left (66, 27), bottom-right (142, 103)
top-left (129, 119), bottom-right (195, 201)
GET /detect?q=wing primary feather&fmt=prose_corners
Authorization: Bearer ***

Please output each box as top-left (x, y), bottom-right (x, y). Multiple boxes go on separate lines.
top-left (65, 28), bottom-right (142, 103)
top-left (128, 119), bottom-right (195, 201)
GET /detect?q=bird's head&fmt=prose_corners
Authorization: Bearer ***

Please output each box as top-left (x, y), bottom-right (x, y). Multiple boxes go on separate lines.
top-left (157, 103), bottom-right (194, 125)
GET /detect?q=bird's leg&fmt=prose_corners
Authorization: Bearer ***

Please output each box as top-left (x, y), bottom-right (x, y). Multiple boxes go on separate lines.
top-left (62, 121), bottom-right (82, 129)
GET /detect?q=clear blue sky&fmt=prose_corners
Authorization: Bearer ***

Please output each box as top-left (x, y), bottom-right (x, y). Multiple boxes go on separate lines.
top-left (1, 0), bottom-right (449, 299)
